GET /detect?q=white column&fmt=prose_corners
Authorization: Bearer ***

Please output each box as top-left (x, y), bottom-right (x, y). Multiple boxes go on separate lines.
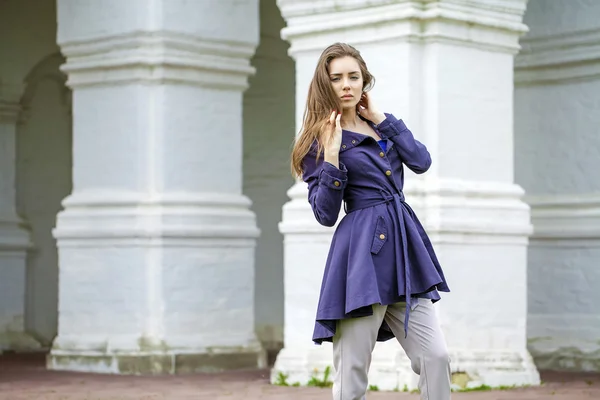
top-left (274, 0), bottom-right (539, 390)
top-left (515, 0), bottom-right (600, 372)
top-left (0, 84), bottom-right (40, 351)
top-left (47, 0), bottom-right (265, 374)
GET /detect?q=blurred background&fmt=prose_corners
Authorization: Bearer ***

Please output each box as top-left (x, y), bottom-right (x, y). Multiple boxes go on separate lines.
top-left (0, 0), bottom-right (598, 392)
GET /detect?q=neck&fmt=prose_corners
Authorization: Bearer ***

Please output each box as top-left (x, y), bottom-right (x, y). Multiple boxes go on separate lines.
top-left (340, 109), bottom-right (359, 129)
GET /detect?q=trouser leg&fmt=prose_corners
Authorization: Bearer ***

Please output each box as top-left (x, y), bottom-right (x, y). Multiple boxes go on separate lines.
top-left (332, 304), bottom-right (387, 400)
top-left (384, 299), bottom-right (451, 400)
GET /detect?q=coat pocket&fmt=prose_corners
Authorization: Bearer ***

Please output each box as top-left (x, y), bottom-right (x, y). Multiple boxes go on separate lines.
top-left (370, 216), bottom-right (388, 255)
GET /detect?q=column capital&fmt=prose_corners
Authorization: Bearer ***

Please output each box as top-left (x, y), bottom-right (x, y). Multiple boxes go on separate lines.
top-left (404, 178), bottom-right (532, 244)
top-left (0, 102), bottom-right (21, 123)
top-left (527, 193), bottom-right (600, 242)
top-left (515, 27), bottom-right (600, 86)
top-left (59, 32), bottom-right (257, 90)
top-left (57, 0), bottom-right (259, 90)
top-left (0, 84), bottom-right (24, 122)
top-left (277, 0), bottom-right (528, 55)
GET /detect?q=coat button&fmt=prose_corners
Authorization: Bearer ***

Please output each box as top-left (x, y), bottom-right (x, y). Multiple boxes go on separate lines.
top-left (379, 234), bottom-right (385, 240)
top-left (341, 144), bottom-right (347, 149)
top-left (334, 181), bottom-right (340, 187)
top-left (352, 140), bottom-right (356, 144)
top-left (385, 170), bottom-right (392, 176)
top-left (379, 152), bottom-right (385, 157)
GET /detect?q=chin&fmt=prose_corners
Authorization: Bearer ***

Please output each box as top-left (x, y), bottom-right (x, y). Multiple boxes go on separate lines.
top-left (341, 103), bottom-right (357, 110)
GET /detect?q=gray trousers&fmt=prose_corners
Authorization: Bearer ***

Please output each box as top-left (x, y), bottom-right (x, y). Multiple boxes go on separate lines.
top-left (332, 298), bottom-right (451, 400)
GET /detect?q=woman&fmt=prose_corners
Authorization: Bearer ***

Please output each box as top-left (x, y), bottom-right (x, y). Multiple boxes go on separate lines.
top-left (290, 43), bottom-right (452, 399)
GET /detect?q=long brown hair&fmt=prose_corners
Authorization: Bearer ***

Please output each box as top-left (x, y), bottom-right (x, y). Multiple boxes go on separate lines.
top-left (290, 42), bottom-right (375, 177)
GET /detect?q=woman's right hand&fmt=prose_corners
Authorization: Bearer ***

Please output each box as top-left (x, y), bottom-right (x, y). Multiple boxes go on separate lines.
top-left (323, 110), bottom-right (342, 162)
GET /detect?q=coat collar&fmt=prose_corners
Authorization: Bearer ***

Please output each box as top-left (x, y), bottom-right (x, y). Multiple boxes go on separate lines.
top-left (339, 116), bottom-right (387, 153)
top-left (307, 116), bottom-right (387, 155)
top-left (339, 130), bottom-right (373, 153)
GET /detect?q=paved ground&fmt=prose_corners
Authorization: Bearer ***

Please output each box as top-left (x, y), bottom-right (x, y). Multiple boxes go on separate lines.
top-left (1, 353), bottom-right (599, 399)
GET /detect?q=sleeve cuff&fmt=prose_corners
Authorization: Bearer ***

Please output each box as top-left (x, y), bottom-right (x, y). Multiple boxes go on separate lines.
top-left (376, 113), bottom-right (408, 138)
top-left (319, 162), bottom-right (348, 190)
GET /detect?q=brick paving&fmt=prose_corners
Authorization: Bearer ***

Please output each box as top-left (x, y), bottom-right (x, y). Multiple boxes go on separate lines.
top-left (1, 353), bottom-right (599, 399)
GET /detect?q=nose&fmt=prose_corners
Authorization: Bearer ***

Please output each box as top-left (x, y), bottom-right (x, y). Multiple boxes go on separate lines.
top-left (342, 78), bottom-right (351, 89)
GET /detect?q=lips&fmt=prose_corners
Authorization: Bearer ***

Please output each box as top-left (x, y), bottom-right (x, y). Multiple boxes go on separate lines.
top-left (341, 95), bottom-right (353, 99)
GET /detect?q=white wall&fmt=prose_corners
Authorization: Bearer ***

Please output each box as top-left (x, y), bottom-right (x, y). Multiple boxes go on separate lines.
top-left (515, 0), bottom-right (600, 371)
top-left (0, 0), bottom-right (71, 346)
top-left (243, 0), bottom-right (294, 355)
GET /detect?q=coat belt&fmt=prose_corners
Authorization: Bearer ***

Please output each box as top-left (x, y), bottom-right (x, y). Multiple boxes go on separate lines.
top-left (344, 190), bottom-right (413, 338)
top-left (344, 190), bottom-right (405, 213)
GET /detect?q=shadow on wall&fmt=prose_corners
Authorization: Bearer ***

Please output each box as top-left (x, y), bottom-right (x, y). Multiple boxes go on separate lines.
top-left (17, 52), bottom-right (72, 347)
top-left (243, 0), bottom-right (295, 362)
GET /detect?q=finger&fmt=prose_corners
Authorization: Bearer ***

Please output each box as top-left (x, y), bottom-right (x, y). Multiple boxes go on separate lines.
top-left (329, 110), bottom-right (336, 125)
top-left (335, 113), bottom-right (342, 129)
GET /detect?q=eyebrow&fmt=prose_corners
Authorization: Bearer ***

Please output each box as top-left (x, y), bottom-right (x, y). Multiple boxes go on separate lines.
top-left (329, 71), bottom-right (361, 76)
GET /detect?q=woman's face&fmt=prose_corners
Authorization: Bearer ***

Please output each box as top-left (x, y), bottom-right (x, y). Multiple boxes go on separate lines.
top-left (328, 56), bottom-right (364, 110)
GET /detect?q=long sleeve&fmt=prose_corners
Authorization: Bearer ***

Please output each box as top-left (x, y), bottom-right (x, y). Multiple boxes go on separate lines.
top-left (302, 151), bottom-right (347, 227)
top-left (377, 113), bottom-right (432, 174)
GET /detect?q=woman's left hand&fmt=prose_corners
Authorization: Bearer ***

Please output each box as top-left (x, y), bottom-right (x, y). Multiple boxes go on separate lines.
top-left (357, 92), bottom-right (386, 125)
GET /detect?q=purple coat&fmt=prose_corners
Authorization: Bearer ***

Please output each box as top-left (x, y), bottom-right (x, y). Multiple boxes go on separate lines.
top-left (302, 113), bottom-right (450, 344)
